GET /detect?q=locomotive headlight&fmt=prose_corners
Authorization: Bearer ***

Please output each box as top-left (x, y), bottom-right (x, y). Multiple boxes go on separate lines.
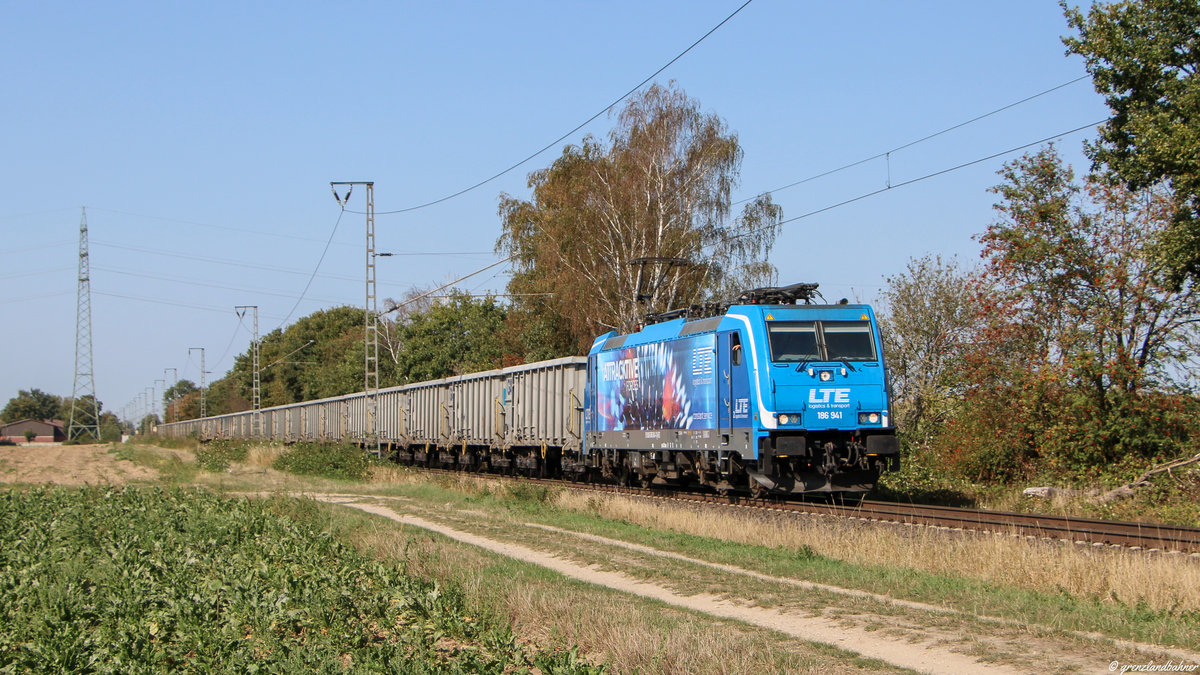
top-left (858, 412), bottom-right (880, 424)
top-left (818, 370), bottom-right (833, 382)
top-left (777, 414), bottom-right (790, 425)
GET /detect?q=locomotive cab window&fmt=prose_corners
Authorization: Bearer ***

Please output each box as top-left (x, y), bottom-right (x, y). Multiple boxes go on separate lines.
top-left (822, 321), bottom-right (876, 361)
top-left (767, 322), bottom-right (819, 362)
top-left (767, 320), bottom-right (876, 362)
top-left (731, 334), bottom-right (743, 366)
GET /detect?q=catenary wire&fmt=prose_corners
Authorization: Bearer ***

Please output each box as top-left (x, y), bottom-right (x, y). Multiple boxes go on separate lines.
top-left (732, 75), bottom-right (1092, 205)
top-left (383, 256), bottom-right (516, 313)
top-left (212, 314), bottom-right (247, 372)
top-left (364, 0), bottom-right (756, 215)
top-left (275, 208), bottom-right (345, 330)
top-left (725, 118), bottom-right (1111, 243)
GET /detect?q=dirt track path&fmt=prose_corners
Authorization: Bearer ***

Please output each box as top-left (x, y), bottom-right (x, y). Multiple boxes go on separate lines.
top-left (335, 498), bottom-right (1027, 675)
top-left (0, 443), bottom-right (157, 485)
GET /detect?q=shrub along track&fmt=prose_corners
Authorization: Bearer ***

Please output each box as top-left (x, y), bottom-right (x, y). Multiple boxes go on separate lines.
top-left (411, 466), bottom-right (1200, 555)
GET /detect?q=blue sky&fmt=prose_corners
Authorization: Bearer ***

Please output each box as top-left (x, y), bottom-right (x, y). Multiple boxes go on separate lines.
top-left (0, 1), bottom-right (1108, 421)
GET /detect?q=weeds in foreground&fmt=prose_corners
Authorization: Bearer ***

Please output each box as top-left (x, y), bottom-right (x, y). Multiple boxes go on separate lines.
top-left (272, 441), bottom-right (370, 481)
top-left (0, 485), bottom-right (600, 673)
top-left (193, 439), bottom-right (249, 472)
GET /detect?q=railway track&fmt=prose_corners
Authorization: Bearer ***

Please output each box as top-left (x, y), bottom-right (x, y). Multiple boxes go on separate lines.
top-left (415, 466), bottom-right (1200, 555)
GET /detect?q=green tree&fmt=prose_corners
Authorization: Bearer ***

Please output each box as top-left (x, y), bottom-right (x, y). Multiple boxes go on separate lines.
top-left (202, 377), bottom-right (250, 417)
top-left (396, 292), bottom-right (507, 382)
top-left (2, 388), bottom-right (62, 422)
top-left (138, 414), bottom-right (160, 435)
top-left (162, 380), bottom-right (197, 406)
top-left (879, 255), bottom-right (977, 448)
top-left (223, 306), bottom-right (365, 408)
top-left (98, 411), bottom-right (123, 442)
top-left (497, 81), bottom-right (782, 353)
top-left (946, 147), bottom-right (1200, 480)
top-left (1063, 0), bottom-right (1200, 284)
top-left (161, 380), bottom-right (197, 422)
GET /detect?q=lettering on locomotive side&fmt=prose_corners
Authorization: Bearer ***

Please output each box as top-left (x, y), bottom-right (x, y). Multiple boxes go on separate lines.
top-left (808, 388), bottom-right (851, 407)
top-left (733, 398), bottom-right (750, 417)
top-left (601, 358), bottom-right (639, 383)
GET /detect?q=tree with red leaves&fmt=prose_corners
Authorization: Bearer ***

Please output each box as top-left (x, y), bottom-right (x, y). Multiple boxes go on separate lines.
top-left (943, 146), bottom-right (1200, 480)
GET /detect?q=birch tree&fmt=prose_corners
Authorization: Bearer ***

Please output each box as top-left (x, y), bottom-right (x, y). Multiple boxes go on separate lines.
top-left (497, 82), bottom-right (782, 352)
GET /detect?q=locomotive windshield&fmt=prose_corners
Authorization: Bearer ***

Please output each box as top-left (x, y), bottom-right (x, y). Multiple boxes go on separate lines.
top-left (767, 320), bottom-right (876, 362)
top-left (822, 321), bottom-right (876, 360)
top-left (767, 322), bottom-right (819, 361)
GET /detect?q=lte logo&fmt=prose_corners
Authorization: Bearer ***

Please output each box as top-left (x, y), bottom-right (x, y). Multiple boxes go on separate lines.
top-left (733, 398), bottom-right (749, 415)
top-left (809, 388), bottom-right (850, 404)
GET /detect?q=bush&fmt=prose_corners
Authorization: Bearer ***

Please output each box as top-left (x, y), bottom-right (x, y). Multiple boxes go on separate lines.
top-left (272, 442), bottom-right (369, 481)
top-left (100, 422), bottom-right (123, 443)
top-left (193, 439), bottom-right (249, 472)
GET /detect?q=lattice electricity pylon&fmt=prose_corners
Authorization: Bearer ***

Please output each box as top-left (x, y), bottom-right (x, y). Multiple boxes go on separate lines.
top-left (68, 207), bottom-right (101, 441)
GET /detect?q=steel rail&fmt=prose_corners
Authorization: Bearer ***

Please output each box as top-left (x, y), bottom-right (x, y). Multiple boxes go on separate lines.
top-left (408, 465), bottom-right (1200, 555)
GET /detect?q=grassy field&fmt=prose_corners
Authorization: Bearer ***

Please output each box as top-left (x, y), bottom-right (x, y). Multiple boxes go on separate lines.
top-left (351, 469), bottom-right (1200, 653)
top-left (17, 438), bottom-right (1198, 672)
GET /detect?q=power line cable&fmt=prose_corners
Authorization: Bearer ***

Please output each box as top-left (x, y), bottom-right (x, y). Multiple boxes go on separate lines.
top-left (89, 207), bottom-right (356, 247)
top-left (733, 75), bottom-right (1091, 205)
top-left (0, 240), bottom-right (75, 256)
top-left (92, 240), bottom-right (363, 282)
top-left (0, 207), bottom-right (77, 222)
top-left (93, 290), bottom-right (282, 319)
top-left (0, 291), bottom-right (74, 306)
top-left (86, 207), bottom-right (493, 255)
top-left (0, 267), bottom-right (73, 281)
top-left (367, 0), bottom-right (756, 215)
top-left (92, 266), bottom-right (347, 306)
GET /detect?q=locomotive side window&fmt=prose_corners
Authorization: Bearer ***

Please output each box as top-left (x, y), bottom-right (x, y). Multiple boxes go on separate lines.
top-left (822, 321), bottom-right (876, 361)
top-left (731, 333), bottom-right (743, 366)
top-left (767, 322), bottom-right (819, 362)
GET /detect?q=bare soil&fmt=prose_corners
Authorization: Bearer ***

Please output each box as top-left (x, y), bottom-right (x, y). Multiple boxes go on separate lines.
top-left (0, 443), bottom-right (159, 485)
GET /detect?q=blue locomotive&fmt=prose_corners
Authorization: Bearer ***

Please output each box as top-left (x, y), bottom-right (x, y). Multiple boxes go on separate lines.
top-left (158, 283), bottom-right (898, 500)
top-left (580, 283), bottom-right (899, 498)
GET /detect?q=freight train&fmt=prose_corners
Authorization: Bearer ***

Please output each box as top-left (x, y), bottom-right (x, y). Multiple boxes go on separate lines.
top-left (158, 283), bottom-right (899, 499)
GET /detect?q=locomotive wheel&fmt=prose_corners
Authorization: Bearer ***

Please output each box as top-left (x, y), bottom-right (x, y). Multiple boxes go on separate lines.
top-left (749, 479), bottom-right (768, 499)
